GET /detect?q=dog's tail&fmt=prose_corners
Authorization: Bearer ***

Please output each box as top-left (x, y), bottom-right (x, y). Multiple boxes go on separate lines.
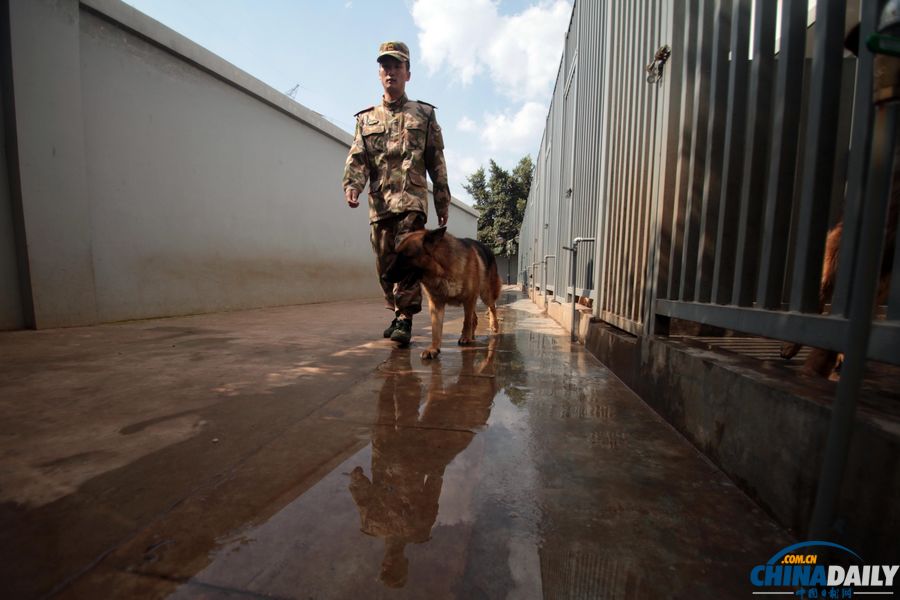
top-left (467, 239), bottom-right (494, 270)
top-left (470, 240), bottom-right (501, 289)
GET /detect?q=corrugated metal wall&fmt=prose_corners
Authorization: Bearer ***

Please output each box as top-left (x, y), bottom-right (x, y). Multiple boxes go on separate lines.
top-left (594, 0), bottom-right (671, 335)
top-left (519, 0), bottom-right (673, 336)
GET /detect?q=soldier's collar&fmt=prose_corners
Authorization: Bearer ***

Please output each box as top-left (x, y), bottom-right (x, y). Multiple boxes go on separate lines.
top-left (382, 93), bottom-right (408, 112)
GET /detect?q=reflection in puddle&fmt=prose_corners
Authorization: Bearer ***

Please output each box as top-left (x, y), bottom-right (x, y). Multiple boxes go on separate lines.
top-left (350, 340), bottom-right (498, 588)
top-left (174, 338), bottom-right (514, 598)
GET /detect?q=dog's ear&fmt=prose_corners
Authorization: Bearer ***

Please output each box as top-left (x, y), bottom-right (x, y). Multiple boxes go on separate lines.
top-left (423, 227), bottom-right (447, 251)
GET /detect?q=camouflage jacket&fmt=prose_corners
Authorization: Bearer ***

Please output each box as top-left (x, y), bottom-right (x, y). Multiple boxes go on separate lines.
top-left (342, 94), bottom-right (451, 223)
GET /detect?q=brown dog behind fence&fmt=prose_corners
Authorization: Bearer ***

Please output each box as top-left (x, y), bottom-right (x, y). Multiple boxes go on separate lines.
top-left (780, 149), bottom-right (898, 377)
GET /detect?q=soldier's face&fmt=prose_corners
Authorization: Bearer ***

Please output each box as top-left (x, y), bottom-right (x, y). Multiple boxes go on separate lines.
top-left (378, 57), bottom-right (410, 96)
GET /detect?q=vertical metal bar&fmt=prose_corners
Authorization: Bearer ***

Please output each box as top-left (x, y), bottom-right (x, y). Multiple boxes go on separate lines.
top-left (639, 0), bottom-right (656, 322)
top-left (621, 0), bottom-right (635, 312)
top-left (550, 87), bottom-right (559, 295)
top-left (581, 8), bottom-right (591, 296)
top-left (639, 0), bottom-right (672, 318)
top-left (627, 0), bottom-right (643, 321)
top-left (694, 0), bottom-right (732, 303)
top-left (711, 0), bottom-right (752, 304)
top-left (544, 139), bottom-right (552, 291)
top-left (579, 0), bottom-right (588, 294)
top-left (538, 151), bottom-right (545, 288)
top-left (667, 0), bottom-right (696, 300)
top-left (609, 3), bottom-right (633, 314)
top-left (545, 110), bottom-right (553, 296)
top-left (755, 0), bottom-right (807, 309)
top-left (679, 0), bottom-right (713, 301)
top-left (628, 0), bottom-right (644, 315)
top-left (588, 1), bottom-right (599, 304)
top-left (641, 0), bottom-right (672, 337)
top-left (551, 81), bottom-right (562, 295)
top-left (594, 3), bottom-right (608, 315)
top-left (567, 12), bottom-right (580, 294)
top-left (595, 3), bottom-right (616, 315)
top-left (650, 0), bottom-right (685, 313)
top-left (632, 0), bottom-right (656, 324)
top-left (832, 1), bottom-right (878, 317)
top-left (572, 0), bottom-right (582, 294)
top-left (600, 4), bottom-right (615, 313)
top-left (560, 82), bottom-right (571, 298)
top-left (828, 58), bottom-right (858, 229)
top-left (573, 0), bottom-right (588, 297)
top-left (594, 2), bottom-right (614, 318)
top-left (614, 0), bottom-right (633, 316)
top-left (888, 194), bottom-right (900, 319)
top-left (591, 1), bottom-right (602, 298)
top-left (789, 0), bottom-right (848, 313)
top-left (570, 243), bottom-right (578, 340)
top-left (622, 0), bottom-right (643, 319)
top-left (732, 0), bottom-right (777, 307)
top-left (809, 103), bottom-right (898, 541)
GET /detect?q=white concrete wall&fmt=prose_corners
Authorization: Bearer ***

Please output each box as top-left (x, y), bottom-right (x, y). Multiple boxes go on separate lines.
top-left (1, 0), bottom-right (477, 328)
top-left (5, 0), bottom-right (99, 329)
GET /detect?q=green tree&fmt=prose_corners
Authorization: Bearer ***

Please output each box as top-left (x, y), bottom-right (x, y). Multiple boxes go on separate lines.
top-left (464, 155), bottom-right (533, 257)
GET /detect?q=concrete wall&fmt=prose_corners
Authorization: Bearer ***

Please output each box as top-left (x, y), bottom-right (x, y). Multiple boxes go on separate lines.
top-left (0, 77), bottom-right (23, 330)
top-left (581, 320), bottom-right (900, 562)
top-left (5, 0), bottom-right (99, 329)
top-left (522, 281), bottom-right (900, 560)
top-left (0, 0), bottom-right (477, 329)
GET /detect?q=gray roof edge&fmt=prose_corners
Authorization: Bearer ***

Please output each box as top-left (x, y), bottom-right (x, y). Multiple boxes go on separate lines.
top-left (424, 183), bottom-right (477, 218)
top-left (80, 0), bottom-right (354, 147)
top-left (448, 196), bottom-right (478, 218)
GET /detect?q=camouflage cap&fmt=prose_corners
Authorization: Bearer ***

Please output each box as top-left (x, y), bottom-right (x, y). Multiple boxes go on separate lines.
top-left (377, 41), bottom-right (410, 63)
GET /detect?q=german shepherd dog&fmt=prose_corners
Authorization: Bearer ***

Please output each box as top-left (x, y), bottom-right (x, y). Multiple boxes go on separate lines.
top-left (780, 190), bottom-right (897, 377)
top-left (383, 227), bottom-right (501, 359)
top-left (785, 25), bottom-right (900, 378)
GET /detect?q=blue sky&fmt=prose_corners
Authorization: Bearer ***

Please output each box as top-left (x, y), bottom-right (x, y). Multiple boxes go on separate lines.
top-left (121, 0), bottom-right (572, 204)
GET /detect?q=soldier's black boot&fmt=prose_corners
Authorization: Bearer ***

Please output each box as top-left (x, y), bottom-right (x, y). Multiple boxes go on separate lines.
top-left (383, 317), bottom-right (400, 338)
top-left (390, 317), bottom-right (412, 346)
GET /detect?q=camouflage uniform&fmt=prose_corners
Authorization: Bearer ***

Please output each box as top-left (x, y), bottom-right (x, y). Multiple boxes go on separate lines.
top-left (343, 92), bottom-right (451, 318)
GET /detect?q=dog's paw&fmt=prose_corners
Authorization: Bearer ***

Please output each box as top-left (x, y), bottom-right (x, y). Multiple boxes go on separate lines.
top-left (421, 348), bottom-right (441, 360)
top-left (780, 342), bottom-right (801, 359)
top-left (457, 337), bottom-right (474, 345)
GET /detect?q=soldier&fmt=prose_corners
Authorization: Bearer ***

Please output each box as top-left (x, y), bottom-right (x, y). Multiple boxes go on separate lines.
top-left (342, 41), bottom-right (451, 346)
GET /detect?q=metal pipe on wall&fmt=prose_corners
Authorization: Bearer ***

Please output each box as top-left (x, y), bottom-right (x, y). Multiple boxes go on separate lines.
top-left (543, 255), bottom-right (556, 309)
top-left (562, 237), bottom-right (595, 342)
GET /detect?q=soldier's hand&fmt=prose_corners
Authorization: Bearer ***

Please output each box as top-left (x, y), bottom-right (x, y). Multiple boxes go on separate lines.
top-left (438, 210), bottom-right (448, 227)
top-left (345, 188), bottom-right (360, 208)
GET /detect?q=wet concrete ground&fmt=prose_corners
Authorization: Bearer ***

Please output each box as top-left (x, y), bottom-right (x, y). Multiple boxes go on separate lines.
top-left (0, 288), bottom-right (791, 599)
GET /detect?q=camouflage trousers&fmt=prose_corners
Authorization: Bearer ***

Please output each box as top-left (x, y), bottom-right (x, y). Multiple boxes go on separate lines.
top-left (371, 211), bottom-right (425, 318)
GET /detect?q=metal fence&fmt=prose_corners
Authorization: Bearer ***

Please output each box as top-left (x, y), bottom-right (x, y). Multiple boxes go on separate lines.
top-left (520, 0), bottom-right (899, 372)
top-left (518, 0), bottom-right (900, 536)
